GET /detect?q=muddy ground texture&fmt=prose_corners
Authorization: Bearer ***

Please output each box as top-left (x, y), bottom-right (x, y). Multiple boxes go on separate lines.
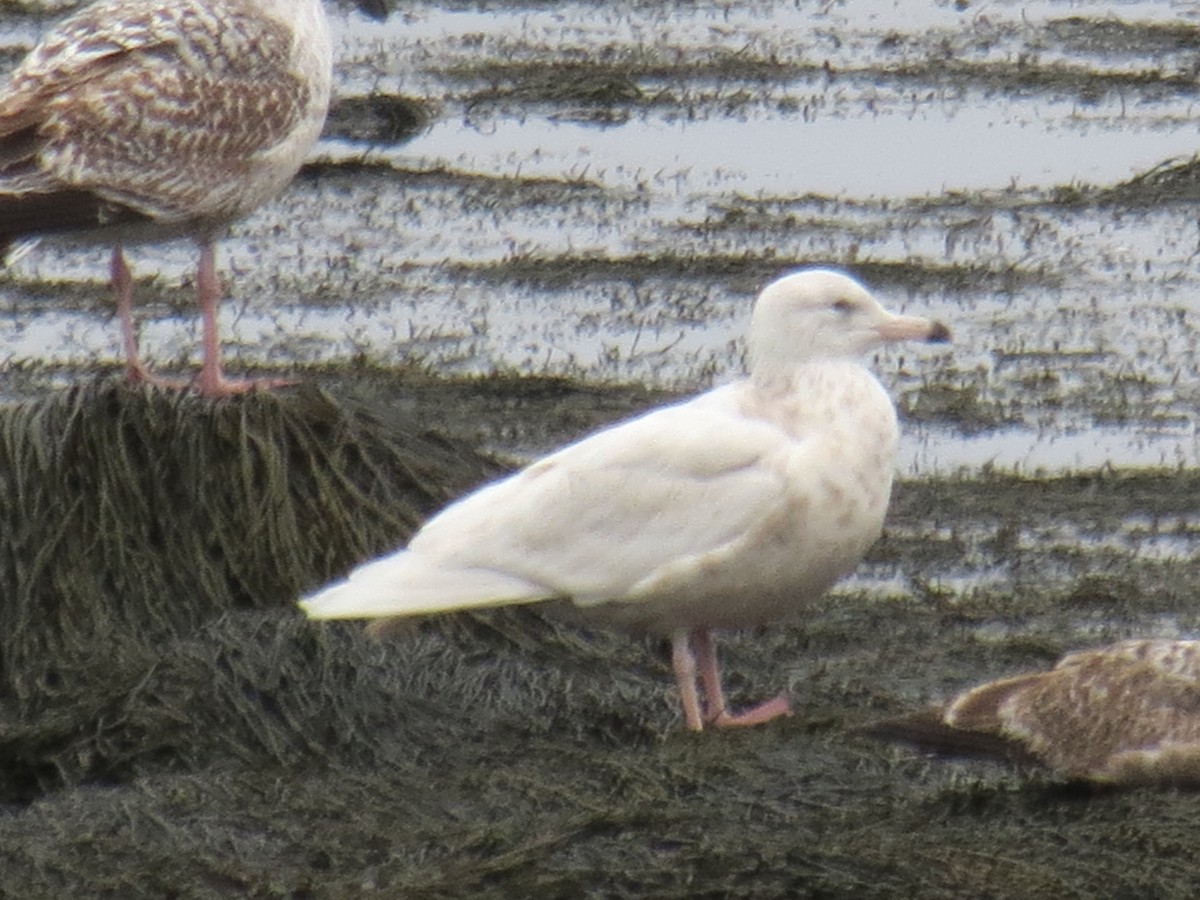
top-left (4, 2), bottom-right (1200, 899)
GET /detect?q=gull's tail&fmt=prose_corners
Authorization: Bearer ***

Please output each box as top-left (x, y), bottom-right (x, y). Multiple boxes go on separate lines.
top-left (0, 188), bottom-right (147, 259)
top-left (299, 550), bottom-right (553, 621)
top-left (860, 710), bottom-right (1035, 765)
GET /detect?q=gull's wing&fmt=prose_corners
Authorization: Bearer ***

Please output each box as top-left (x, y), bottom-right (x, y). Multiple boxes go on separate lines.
top-left (302, 387), bottom-right (800, 620)
top-left (868, 640), bottom-right (1200, 783)
top-left (1055, 639), bottom-right (1200, 684)
top-left (0, 0), bottom-right (311, 226)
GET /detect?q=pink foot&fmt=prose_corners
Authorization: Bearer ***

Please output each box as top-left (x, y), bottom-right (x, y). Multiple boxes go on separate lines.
top-left (709, 693), bottom-right (792, 728)
top-left (191, 368), bottom-right (297, 398)
top-left (123, 361), bottom-right (191, 391)
top-left (671, 627), bottom-right (792, 732)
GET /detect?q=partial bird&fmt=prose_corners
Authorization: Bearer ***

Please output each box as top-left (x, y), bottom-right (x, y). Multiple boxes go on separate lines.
top-left (0, 0), bottom-right (332, 396)
top-left (868, 639), bottom-right (1200, 785)
top-left (301, 269), bottom-right (951, 731)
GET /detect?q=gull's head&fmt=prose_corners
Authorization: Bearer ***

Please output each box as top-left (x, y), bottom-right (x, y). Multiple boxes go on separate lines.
top-left (747, 268), bottom-right (950, 377)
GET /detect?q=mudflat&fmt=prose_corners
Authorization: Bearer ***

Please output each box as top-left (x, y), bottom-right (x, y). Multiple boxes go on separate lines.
top-left (1, 2), bottom-right (1199, 897)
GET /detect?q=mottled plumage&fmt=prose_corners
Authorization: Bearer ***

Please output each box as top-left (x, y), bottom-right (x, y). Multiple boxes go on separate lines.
top-left (0, 0), bottom-right (332, 395)
top-left (870, 639), bottom-right (1200, 784)
top-left (302, 269), bottom-right (951, 732)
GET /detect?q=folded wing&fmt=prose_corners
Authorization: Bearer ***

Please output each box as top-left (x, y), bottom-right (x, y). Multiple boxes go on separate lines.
top-left (301, 392), bottom-right (797, 620)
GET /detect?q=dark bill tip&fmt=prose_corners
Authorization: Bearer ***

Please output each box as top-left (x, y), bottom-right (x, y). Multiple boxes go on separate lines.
top-left (926, 320), bottom-right (952, 343)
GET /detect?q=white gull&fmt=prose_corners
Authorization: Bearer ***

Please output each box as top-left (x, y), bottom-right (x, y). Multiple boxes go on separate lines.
top-left (0, 0), bottom-right (332, 396)
top-left (301, 269), bottom-right (951, 731)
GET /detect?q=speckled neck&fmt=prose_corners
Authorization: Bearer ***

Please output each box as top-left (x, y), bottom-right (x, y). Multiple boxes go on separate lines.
top-left (749, 358), bottom-right (899, 454)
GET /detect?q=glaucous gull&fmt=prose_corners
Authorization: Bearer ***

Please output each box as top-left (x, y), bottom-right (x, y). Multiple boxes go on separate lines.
top-left (301, 268), bottom-right (951, 731)
top-left (869, 639), bottom-right (1200, 784)
top-left (0, 0), bottom-right (332, 396)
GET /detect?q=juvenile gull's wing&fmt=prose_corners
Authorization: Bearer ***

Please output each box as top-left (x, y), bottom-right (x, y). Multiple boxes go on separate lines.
top-left (869, 639), bottom-right (1200, 784)
top-left (0, 0), bottom-right (313, 228)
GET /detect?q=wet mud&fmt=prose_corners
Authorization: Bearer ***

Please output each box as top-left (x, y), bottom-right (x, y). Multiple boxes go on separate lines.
top-left (2, 1), bottom-right (1200, 897)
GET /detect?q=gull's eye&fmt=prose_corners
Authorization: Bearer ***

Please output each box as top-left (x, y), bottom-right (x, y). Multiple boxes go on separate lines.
top-left (831, 298), bottom-right (854, 314)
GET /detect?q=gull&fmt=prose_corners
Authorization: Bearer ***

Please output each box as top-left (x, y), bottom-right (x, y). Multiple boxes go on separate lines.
top-left (0, 0), bottom-right (332, 396)
top-left (301, 269), bottom-right (951, 731)
top-left (869, 639), bottom-right (1200, 785)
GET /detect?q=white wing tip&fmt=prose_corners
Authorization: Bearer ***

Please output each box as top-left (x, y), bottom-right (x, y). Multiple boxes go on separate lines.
top-left (298, 579), bottom-right (403, 620)
top-left (298, 563), bottom-right (553, 621)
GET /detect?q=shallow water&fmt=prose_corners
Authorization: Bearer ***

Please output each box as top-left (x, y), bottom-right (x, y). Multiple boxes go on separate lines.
top-left (5, 4), bottom-right (1200, 897)
top-left (4, 1), bottom-right (1200, 474)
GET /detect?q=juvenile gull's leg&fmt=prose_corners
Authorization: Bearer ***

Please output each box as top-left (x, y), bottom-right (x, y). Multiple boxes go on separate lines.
top-left (192, 240), bottom-right (293, 397)
top-left (111, 245), bottom-right (185, 389)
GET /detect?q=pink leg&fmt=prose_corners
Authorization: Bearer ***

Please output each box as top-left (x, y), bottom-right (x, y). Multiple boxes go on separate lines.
top-left (192, 240), bottom-right (293, 397)
top-left (111, 246), bottom-right (151, 383)
top-left (111, 245), bottom-right (139, 374)
top-left (111, 246), bottom-right (189, 389)
top-left (691, 627), bottom-right (791, 729)
top-left (670, 629), bottom-right (706, 732)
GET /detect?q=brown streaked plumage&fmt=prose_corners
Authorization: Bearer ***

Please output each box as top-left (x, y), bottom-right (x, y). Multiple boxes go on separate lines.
top-left (0, 0), bottom-right (332, 396)
top-left (869, 639), bottom-right (1200, 785)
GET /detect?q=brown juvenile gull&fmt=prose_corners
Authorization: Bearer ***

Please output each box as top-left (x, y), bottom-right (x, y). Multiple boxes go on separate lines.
top-left (868, 639), bottom-right (1200, 785)
top-left (300, 269), bottom-right (951, 731)
top-left (0, 0), bottom-right (332, 396)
